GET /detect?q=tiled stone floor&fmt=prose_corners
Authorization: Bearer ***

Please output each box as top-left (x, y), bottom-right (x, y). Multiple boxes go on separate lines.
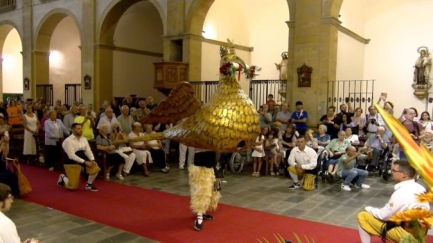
top-left (6, 163), bottom-right (433, 242)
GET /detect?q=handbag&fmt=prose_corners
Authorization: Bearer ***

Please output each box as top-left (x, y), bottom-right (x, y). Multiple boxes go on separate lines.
top-left (12, 159), bottom-right (32, 196)
top-left (302, 174), bottom-right (316, 191)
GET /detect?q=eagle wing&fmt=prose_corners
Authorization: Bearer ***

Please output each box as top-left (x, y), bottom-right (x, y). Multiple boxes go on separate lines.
top-left (139, 81), bottom-right (201, 125)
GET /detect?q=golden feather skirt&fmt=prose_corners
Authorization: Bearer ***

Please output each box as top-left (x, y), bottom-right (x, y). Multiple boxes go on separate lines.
top-left (188, 164), bottom-right (221, 214)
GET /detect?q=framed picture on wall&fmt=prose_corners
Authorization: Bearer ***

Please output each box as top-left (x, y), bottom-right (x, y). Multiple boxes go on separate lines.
top-left (297, 64), bottom-right (312, 87)
top-left (23, 78), bottom-right (29, 90)
top-left (84, 75), bottom-right (91, 90)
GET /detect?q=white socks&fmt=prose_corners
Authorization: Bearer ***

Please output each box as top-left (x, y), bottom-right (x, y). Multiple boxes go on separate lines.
top-left (197, 213), bottom-right (203, 224)
top-left (358, 225), bottom-right (371, 243)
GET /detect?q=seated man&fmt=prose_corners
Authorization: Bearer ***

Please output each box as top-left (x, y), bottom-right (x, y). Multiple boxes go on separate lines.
top-left (97, 108), bottom-right (120, 134)
top-left (337, 146), bottom-right (371, 191)
top-left (357, 160), bottom-right (429, 243)
top-left (287, 136), bottom-right (317, 189)
top-left (363, 126), bottom-right (388, 171)
top-left (58, 123), bottom-right (99, 192)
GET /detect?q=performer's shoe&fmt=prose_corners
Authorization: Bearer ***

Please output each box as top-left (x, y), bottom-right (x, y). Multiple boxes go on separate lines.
top-left (85, 184), bottom-right (98, 192)
top-left (203, 214), bottom-right (214, 220)
top-left (57, 174), bottom-right (65, 187)
top-left (194, 220), bottom-right (203, 231)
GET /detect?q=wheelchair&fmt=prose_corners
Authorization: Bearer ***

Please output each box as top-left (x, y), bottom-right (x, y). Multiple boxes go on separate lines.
top-left (227, 148), bottom-right (252, 173)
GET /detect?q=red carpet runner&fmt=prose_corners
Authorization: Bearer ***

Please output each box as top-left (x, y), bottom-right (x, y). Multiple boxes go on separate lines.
top-left (20, 165), bottom-right (432, 243)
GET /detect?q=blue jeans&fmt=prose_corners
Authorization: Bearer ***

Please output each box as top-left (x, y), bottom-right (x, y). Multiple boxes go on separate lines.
top-left (399, 151), bottom-right (407, 160)
top-left (341, 169), bottom-right (368, 186)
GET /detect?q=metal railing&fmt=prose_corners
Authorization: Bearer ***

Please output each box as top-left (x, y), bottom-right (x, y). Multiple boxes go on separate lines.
top-left (327, 80), bottom-right (375, 114)
top-left (0, 0), bottom-right (15, 12)
top-left (36, 84), bottom-right (53, 105)
top-left (188, 80), bottom-right (288, 110)
top-left (249, 80), bottom-right (287, 110)
top-left (189, 81), bottom-right (219, 104)
top-left (65, 84), bottom-right (81, 106)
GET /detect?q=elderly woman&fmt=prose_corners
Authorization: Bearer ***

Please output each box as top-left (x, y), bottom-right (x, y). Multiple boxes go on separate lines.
top-left (314, 124), bottom-right (331, 147)
top-left (128, 122), bottom-right (151, 176)
top-left (143, 124), bottom-right (170, 173)
top-left (318, 106), bottom-right (338, 139)
top-left (110, 123), bottom-right (136, 176)
top-left (345, 127), bottom-right (360, 147)
top-left (325, 131), bottom-right (351, 180)
top-left (44, 111), bottom-right (69, 171)
top-left (96, 124), bottom-right (125, 180)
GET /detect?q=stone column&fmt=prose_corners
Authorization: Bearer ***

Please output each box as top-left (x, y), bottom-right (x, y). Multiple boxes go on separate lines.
top-left (23, 0), bottom-right (33, 99)
top-left (94, 44), bottom-right (113, 109)
top-left (182, 34), bottom-right (202, 81)
top-left (81, 0), bottom-right (97, 107)
top-left (163, 0), bottom-right (202, 81)
top-left (288, 0), bottom-right (339, 127)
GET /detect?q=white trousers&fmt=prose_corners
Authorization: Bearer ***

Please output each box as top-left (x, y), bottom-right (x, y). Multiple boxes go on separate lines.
top-left (116, 150), bottom-right (137, 174)
top-left (179, 143), bottom-right (195, 167)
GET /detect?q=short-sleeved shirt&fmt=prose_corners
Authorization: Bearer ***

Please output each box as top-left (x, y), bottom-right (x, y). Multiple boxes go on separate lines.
top-left (326, 139), bottom-right (350, 153)
top-left (291, 110), bottom-right (308, 131)
top-left (95, 134), bottom-right (115, 154)
top-left (337, 153), bottom-right (367, 177)
top-left (74, 116), bottom-right (94, 140)
top-left (276, 111), bottom-right (292, 131)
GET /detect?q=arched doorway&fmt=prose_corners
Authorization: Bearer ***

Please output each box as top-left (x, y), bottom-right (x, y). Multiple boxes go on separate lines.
top-left (97, 0), bottom-right (165, 107)
top-left (0, 24), bottom-right (23, 103)
top-left (34, 10), bottom-right (81, 105)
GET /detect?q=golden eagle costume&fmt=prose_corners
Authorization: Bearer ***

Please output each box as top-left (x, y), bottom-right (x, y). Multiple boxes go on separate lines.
top-left (126, 39), bottom-right (260, 230)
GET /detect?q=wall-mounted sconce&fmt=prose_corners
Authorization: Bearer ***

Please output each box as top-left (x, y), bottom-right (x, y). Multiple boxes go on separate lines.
top-left (23, 77), bottom-right (30, 90)
top-left (84, 74), bottom-right (91, 89)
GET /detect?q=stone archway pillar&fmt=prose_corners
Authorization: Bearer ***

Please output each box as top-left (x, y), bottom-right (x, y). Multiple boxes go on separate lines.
top-left (23, 0), bottom-right (33, 99)
top-left (94, 44), bottom-right (113, 109)
top-left (182, 34), bottom-right (202, 81)
top-left (287, 0), bottom-right (340, 127)
top-left (81, 0), bottom-right (97, 107)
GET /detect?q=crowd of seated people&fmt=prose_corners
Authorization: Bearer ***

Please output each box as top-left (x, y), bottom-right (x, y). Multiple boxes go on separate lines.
top-left (1, 92), bottom-right (432, 195)
top-left (0, 95), bottom-right (173, 182)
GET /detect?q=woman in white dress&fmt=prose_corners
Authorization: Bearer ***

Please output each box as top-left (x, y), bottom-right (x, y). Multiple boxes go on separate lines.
top-left (128, 122), bottom-right (152, 176)
top-left (22, 105), bottom-right (39, 160)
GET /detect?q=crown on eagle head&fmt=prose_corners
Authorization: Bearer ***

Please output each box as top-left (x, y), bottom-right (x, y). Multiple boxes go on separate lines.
top-left (220, 39), bottom-right (236, 57)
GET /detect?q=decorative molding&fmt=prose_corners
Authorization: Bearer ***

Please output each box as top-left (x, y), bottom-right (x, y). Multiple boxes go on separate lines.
top-left (321, 16), bottom-right (371, 44)
top-left (285, 20), bottom-right (295, 29)
top-left (95, 44), bottom-right (163, 57)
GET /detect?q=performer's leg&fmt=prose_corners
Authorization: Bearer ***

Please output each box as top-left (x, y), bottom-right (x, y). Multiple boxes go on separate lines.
top-left (357, 211), bottom-right (413, 243)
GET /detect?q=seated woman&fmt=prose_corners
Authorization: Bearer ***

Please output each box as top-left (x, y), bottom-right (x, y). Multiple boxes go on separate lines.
top-left (325, 131), bottom-right (350, 180)
top-left (128, 122), bottom-right (152, 176)
top-left (345, 127), bottom-right (360, 147)
top-left (95, 125), bottom-right (125, 180)
top-left (304, 128), bottom-right (319, 151)
top-left (281, 124), bottom-right (297, 163)
top-left (143, 124), bottom-right (170, 173)
top-left (339, 113), bottom-right (355, 132)
top-left (111, 124), bottom-right (136, 176)
top-left (314, 125), bottom-right (331, 147)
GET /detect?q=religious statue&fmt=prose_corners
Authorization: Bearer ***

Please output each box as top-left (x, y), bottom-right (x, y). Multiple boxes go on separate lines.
top-left (275, 52), bottom-right (289, 80)
top-left (412, 46), bottom-right (432, 99)
top-left (414, 46), bottom-right (432, 85)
